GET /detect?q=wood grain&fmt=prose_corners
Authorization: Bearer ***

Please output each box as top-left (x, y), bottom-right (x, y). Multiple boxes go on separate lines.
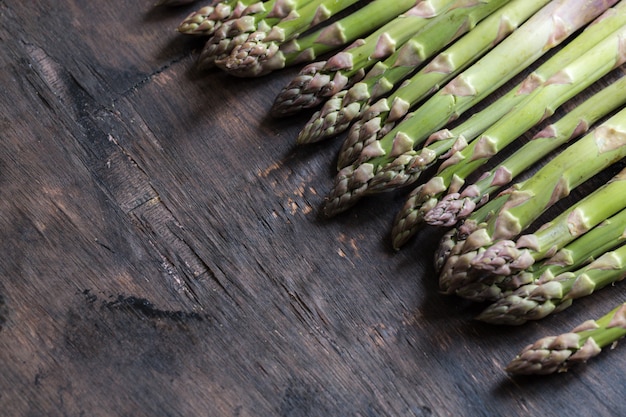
top-left (1, 1), bottom-right (625, 416)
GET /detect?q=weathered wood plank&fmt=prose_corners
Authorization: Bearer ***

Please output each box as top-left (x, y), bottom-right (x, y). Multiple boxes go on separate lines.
top-left (1, 1), bottom-right (625, 416)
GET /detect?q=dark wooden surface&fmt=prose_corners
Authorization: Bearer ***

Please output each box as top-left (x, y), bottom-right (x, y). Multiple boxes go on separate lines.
top-left (1, 1), bottom-right (625, 416)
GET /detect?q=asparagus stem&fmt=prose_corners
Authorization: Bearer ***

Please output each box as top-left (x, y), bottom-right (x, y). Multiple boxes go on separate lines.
top-left (270, 0), bottom-right (458, 114)
top-left (214, 0), bottom-right (364, 76)
top-left (389, 3), bottom-right (626, 248)
top-left (295, 0), bottom-right (525, 141)
top-left (505, 302), bottom-right (626, 375)
top-left (425, 74), bottom-right (626, 227)
top-left (323, 0), bottom-right (619, 218)
top-left (471, 160), bottom-right (626, 274)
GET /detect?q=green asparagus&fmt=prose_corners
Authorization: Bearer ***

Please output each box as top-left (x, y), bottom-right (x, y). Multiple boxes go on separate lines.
top-left (246, 0), bottom-right (423, 78)
top-left (390, 4), bottom-right (626, 248)
top-left (477, 244), bottom-right (626, 325)
top-left (505, 302), bottom-right (626, 375)
top-left (291, 0), bottom-right (517, 132)
top-left (323, 0), bottom-right (619, 218)
top-left (299, 0), bottom-right (550, 146)
top-left (439, 165), bottom-right (626, 294)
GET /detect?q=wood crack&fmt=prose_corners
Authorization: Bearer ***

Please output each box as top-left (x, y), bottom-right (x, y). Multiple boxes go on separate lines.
top-left (19, 39), bottom-right (218, 309)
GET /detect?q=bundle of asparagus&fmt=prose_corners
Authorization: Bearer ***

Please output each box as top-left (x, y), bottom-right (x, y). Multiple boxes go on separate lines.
top-left (272, 0), bottom-right (514, 117)
top-left (456, 206), bottom-right (626, 303)
top-left (160, 0), bottom-right (626, 375)
top-left (323, 0), bottom-right (619, 218)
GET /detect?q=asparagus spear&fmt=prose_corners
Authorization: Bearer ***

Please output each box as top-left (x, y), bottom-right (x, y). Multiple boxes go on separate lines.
top-left (390, 4), bottom-right (626, 248)
top-left (299, 0), bottom-right (550, 145)
top-left (505, 302), bottom-right (626, 375)
top-left (404, 43), bottom-right (626, 243)
top-left (425, 74), bottom-right (626, 227)
top-left (177, 0), bottom-right (260, 36)
top-left (214, 0), bottom-right (364, 76)
top-left (269, 0), bottom-right (458, 114)
top-left (197, 0), bottom-right (317, 69)
top-left (477, 243), bottom-right (626, 325)
top-left (456, 206), bottom-right (626, 302)
top-left (323, 0), bottom-right (619, 218)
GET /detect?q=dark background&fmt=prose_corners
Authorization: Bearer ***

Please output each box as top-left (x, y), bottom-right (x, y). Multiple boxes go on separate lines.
top-left (1, 1), bottom-right (624, 416)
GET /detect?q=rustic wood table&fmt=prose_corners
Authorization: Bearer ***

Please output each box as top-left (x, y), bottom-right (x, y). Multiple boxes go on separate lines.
top-left (1, 1), bottom-right (625, 416)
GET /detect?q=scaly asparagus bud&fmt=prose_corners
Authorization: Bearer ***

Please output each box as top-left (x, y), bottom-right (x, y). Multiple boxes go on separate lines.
top-left (439, 163), bottom-right (626, 293)
top-left (478, 242), bottom-right (626, 325)
top-left (456, 205), bottom-right (626, 301)
top-left (196, 0), bottom-right (313, 69)
top-left (178, 0), bottom-right (260, 36)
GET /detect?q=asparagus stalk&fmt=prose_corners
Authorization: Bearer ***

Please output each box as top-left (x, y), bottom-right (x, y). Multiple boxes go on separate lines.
top-left (214, 0), bottom-right (364, 76)
top-left (505, 302), bottom-right (626, 375)
top-left (248, 0), bottom-right (423, 77)
top-left (425, 75), bottom-right (626, 227)
top-left (477, 244), bottom-right (626, 325)
top-left (269, 0), bottom-right (458, 114)
top-left (177, 0), bottom-right (260, 36)
top-left (197, 0), bottom-right (316, 69)
top-left (390, 4), bottom-right (626, 248)
top-left (458, 206), bottom-right (626, 302)
top-left (293, 0), bottom-right (519, 136)
top-left (323, 0), bottom-right (619, 218)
